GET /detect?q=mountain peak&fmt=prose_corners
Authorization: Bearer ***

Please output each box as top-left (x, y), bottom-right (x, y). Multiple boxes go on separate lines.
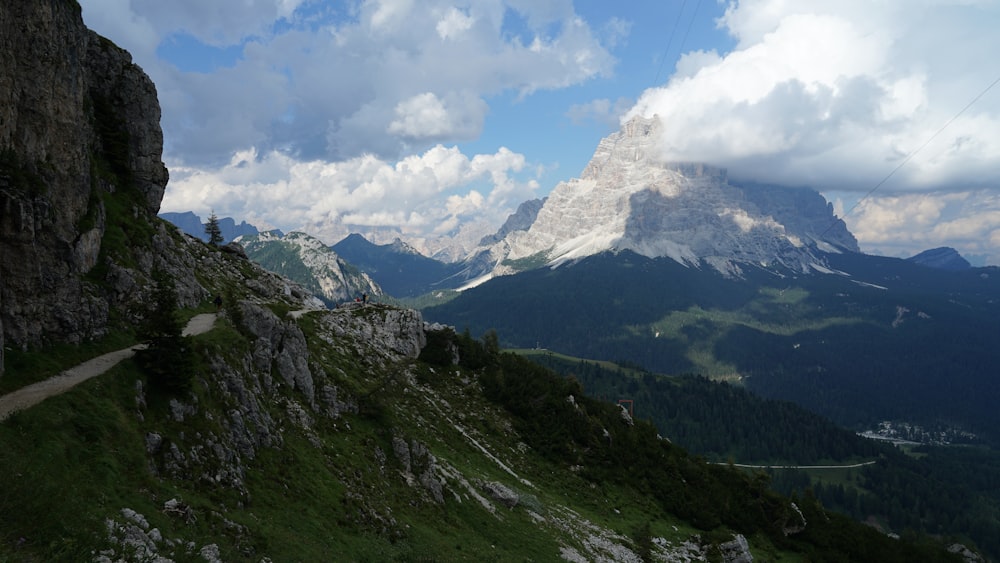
top-left (907, 247), bottom-right (971, 271)
top-left (238, 231), bottom-right (381, 305)
top-left (581, 115), bottom-right (728, 184)
top-left (470, 115), bottom-right (857, 282)
top-left (389, 237), bottom-right (421, 255)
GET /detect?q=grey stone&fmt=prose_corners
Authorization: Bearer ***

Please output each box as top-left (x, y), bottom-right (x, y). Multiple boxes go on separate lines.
top-left (392, 436), bottom-right (411, 473)
top-left (145, 432), bottom-right (163, 454)
top-left (481, 481), bottom-right (519, 509)
top-left (718, 534), bottom-right (753, 563)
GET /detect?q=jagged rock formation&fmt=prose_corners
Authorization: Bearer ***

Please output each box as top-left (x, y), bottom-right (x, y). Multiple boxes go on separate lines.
top-left (160, 211), bottom-right (263, 244)
top-left (237, 230), bottom-right (382, 306)
top-left (907, 247), bottom-right (971, 271)
top-left (477, 197), bottom-right (546, 247)
top-left (0, 1), bottom-right (168, 372)
top-left (463, 115), bottom-right (858, 284)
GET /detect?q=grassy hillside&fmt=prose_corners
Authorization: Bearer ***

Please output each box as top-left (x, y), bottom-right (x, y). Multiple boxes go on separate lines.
top-left (0, 290), bottom-right (966, 561)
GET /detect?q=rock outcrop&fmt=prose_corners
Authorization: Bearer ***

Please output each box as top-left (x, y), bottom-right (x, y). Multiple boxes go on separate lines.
top-left (0, 1), bottom-right (167, 370)
top-left (717, 533), bottom-right (753, 563)
top-left (476, 197), bottom-right (546, 247)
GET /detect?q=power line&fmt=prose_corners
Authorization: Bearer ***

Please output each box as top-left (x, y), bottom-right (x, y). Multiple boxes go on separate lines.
top-left (652, 0), bottom-right (689, 88)
top-left (599, 1), bottom-right (704, 174)
top-left (823, 73), bottom-right (1000, 238)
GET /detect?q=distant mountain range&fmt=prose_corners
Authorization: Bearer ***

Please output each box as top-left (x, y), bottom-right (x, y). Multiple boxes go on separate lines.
top-left (330, 234), bottom-right (465, 298)
top-left (157, 118), bottom-right (997, 448)
top-left (236, 231), bottom-right (381, 306)
top-left (160, 211), bottom-right (267, 244)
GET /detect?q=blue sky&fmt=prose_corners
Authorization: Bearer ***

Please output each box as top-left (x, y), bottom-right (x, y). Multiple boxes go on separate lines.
top-left (79, 1), bottom-right (1000, 265)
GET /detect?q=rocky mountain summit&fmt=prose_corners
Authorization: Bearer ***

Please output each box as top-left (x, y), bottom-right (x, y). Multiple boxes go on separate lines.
top-left (465, 115), bottom-right (858, 284)
top-left (236, 230), bottom-right (382, 306)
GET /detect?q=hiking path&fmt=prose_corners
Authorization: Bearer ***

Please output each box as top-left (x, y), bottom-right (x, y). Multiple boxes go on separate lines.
top-left (0, 313), bottom-right (217, 422)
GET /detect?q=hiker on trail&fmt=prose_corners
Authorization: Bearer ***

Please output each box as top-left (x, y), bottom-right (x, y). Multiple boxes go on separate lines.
top-left (362, 292), bottom-right (368, 305)
top-left (214, 294), bottom-right (223, 311)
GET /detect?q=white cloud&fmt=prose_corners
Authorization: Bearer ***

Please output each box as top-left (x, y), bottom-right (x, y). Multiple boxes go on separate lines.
top-left (626, 0), bottom-right (1000, 194)
top-left (387, 91), bottom-right (488, 142)
top-left (81, 0), bottom-right (616, 166)
top-left (436, 7), bottom-right (474, 40)
top-left (161, 145), bottom-right (538, 245)
top-left (78, 0), bottom-right (160, 59)
top-left (837, 190), bottom-right (1000, 265)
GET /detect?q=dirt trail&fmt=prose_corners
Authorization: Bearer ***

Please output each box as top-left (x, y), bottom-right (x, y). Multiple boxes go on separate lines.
top-left (0, 313), bottom-right (217, 422)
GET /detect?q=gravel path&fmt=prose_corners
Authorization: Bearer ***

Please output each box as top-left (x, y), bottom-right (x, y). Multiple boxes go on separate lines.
top-left (0, 313), bottom-right (217, 421)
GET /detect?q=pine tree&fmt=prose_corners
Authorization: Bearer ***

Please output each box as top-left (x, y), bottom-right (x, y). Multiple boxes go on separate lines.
top-left (135, 272), bottom-right (194, 396)
top-left (205, 210), bottom-right (223, 245)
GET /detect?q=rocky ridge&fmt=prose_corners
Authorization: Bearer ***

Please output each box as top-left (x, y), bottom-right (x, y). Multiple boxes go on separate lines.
top-left (160, 211), bottom-right (263, 244)
top-left (464, 115), bottom-right (858, 284)
top-left (236, 230), bottom-right (382, 306)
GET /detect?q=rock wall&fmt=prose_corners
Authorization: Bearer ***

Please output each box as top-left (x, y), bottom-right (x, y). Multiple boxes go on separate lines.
top-left (0, 0), bottom-right (168, 370)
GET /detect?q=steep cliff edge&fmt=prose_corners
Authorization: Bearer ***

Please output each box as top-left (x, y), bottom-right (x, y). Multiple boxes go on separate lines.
top-left (1, 0), bottom-right (168, 371)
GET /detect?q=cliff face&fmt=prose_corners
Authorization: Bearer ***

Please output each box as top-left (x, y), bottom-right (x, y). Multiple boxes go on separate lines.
top-left (464, 115), bottom-right (859, 283)
top-left (0, 0), bottom-right (168, 369)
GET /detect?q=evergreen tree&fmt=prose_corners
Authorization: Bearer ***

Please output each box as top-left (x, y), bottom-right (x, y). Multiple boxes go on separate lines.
top-left (135, 271), bottom-right (194, 396)
top-left (205, 210), bottom-right (223, 245)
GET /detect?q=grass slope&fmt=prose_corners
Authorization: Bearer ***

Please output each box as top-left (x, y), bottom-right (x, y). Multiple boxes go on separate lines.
top-left (0, 302), bottom-right (966, 562)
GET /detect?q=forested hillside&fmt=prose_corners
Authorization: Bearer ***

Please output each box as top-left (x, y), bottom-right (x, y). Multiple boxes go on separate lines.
top-left (423, 250), bottom-right (1000, 445)
top-left (526, 353), bottom-right (1000, 560)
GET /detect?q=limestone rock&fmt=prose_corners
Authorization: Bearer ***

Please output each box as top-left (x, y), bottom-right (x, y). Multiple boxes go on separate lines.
top-left (462, 115), bottom-right (860, 283)
top-left (481, 481), bottom-right (519, 509)
top-left (320, 305), bottom-right (426, 361)
top-left (1, 1), bottom-right (167, 369)
top-left (237, 301), bottom-right (315, 404)
top-left (718, 533), bottom-right (753, 563)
